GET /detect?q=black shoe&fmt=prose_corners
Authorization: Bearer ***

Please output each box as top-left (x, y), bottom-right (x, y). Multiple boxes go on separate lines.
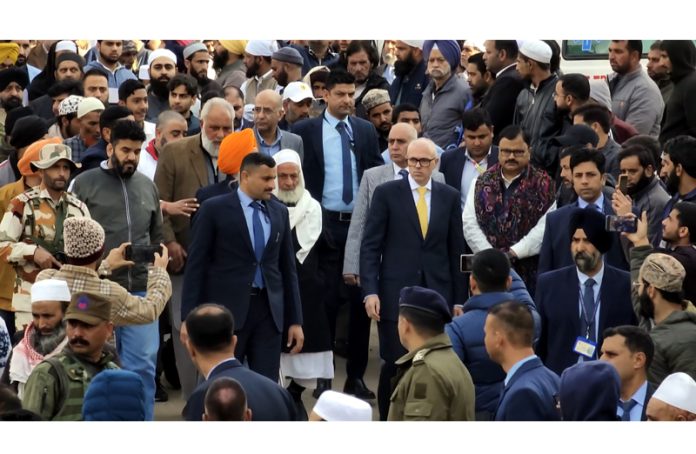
top-left (287, 381), bottom-right (308, 421)
top-left (312, 378), bottom-right (332, 399)
top-left (343, 378), bottom-right (375, 400)
top-left (333, 339), bottom-right (349, 359)
top-left (155, 383), bottom-right (169, 402)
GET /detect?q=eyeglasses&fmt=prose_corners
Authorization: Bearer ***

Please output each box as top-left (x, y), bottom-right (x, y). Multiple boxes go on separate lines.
top-left (407, 157), bottom-right (436, 168)
top-left (499, 148), bottom-right (527, 158)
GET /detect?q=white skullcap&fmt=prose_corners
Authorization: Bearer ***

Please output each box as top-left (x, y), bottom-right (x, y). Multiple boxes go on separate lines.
top-left (149, 48), bottom-right (177, 65)
top-left (463, 40), bottom-right (485, 51)
top-left (312, 391), bottom-right (372, 421)
top-left (273, 149), bottom-right (302, 168)
top-left (56, 40), bottom-right (77, 53)
top-left (651, 372), bottom-right (696, 414)
top-left (400, 40), bottom-right (424, 50)
top-left (245, 40), bottom-right (277, 57)
top-left (31, 279), bottom-right (71, 303)
top-left (519, 40), bottom-right (552, 64)
top-left (282, 81), bottom-right (314, 103)
top-left (77, 97), bottom-right (105, 118)
top-left (138, 65), bottom-right (150, 81)
top-left (183, 42), bottom-right (208, 60)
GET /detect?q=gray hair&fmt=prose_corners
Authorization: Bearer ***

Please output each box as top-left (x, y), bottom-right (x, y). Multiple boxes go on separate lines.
top-left (200, 97), bottom-right (234, 123)
top-left (155, 110), bottom-right (187, 131)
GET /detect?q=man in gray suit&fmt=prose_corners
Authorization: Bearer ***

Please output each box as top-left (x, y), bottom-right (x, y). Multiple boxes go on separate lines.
top-left (343, 123), bottom-right (444, 283)
top-left (253, 89), bottom-right (304, 160)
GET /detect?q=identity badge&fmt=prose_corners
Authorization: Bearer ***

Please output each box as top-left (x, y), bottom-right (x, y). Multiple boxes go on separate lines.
top-left (573, 336), bottom-right (597, 359)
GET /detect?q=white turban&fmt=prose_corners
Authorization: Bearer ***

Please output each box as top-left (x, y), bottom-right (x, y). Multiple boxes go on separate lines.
top-left (149, 48), bottom-right (177, 65)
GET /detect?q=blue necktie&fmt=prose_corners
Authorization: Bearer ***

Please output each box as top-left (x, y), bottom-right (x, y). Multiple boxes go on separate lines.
top-left (621, 399), bottom-right (637, 421)
top-left (586, 203), bottom-right (599, 212)
top-left (581, 278), bottom-right (597, 342)
top-left (251, 201), bottom-right (267, 288)
top-left (399, 169), bottom-right (409, 180)
top-left (336, 121), bottom-right (353, 204)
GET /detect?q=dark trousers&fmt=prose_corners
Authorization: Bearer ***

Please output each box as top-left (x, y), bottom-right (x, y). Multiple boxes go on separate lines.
top-left (321, 216), bottom-right (371, 380)
top-left (0, 309), bottom-right (15, 341)
top-left (377, 319), bottom-right (407, 420)
top-left (234, 290), bottom-right (282, 382)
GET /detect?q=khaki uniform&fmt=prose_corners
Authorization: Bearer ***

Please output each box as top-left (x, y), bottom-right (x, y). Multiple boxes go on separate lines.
top-left (388, 333), bottom-right (476, 421)
top-left (0, 184), bottom-right (89, 329)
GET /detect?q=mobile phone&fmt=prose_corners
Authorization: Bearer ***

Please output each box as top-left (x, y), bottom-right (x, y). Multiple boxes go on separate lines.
top-left (125, 244), bottom-right (163, 263)
top-left (618, 174), bottom-right (629, 194)
top-left (605, 215), bottom-right (638, 233)
top-left (460, 254), bottom-right (474, 273)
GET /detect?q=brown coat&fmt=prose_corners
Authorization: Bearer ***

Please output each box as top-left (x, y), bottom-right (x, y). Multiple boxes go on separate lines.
top-left (154, 134), bottom-right (212, 249)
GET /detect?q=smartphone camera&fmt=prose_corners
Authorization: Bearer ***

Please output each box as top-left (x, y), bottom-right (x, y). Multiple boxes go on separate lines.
top-left (125, 244), bottom-right (163, 263)
top-left (460, 254), bottom-right (474, 273)
top-left (605, 215), bottom-right (638, 233)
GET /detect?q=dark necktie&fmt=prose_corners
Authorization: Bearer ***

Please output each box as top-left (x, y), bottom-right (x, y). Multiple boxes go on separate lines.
top-left (621, 399), bottom-right (637, 421)
top-left (251, 201), bottom-right (267, 288)
top-left (581, 278), bottom-right (597, 342)
top-left (586, 203), bottom-right (599, 212)
top-left (398, 169), bottom-right (409, 180)
top-left (336, 121), bottom-right (353, 204)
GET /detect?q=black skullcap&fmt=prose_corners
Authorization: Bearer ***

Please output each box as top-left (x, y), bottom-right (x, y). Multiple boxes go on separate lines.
top-left (9, 115), bottom-right (48, 149)
top-left (55, 52), bottom-right (86, 70)
top-left (4, 106), bottom-right (34, 139)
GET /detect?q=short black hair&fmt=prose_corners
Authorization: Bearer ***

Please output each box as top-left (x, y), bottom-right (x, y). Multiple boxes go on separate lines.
top-left (240, 152), bottom-right (276, 174)
top-left (622, 135), bottom-right (662, 172)
top-left (325, 70), bottom-right (355, 92)
top-left (467, 52), bottom-right (487, 76)
top-left (109, 120), bottom-right (146, 146)
top-left (602, 325), bottom-right (654, 369)
top-left (392, 103), bottom-right (420, 123)
top-left (168, 73), bottom-right (198, 97)
top-left (543, 40), bottom-right (561, 74)
top-left (204, 377), bottom-right (247, 421)
top-left (498, 124), bottom-right (529, 144)
top-left (399, 305), bottom-right (445, 337)
top-left (493, 40), bottom-right (519, 60)
top-left (618, 145), bottom-right (656, 171)
top-left (99, 105), bottom-right (133, 132)
top-left (570, 147), bottom-right (606, 173)
top-left (674, 201), bottom-right (696, 243)
top-left (223, 84), bottom-right (244, 102)
top-left (560, 73), bottom-right (590, 102)
top-left (83, 68), bottom-right (108, 81)
top-left (560, 144), bottom-right (587, 161)
top-left (47, 79), bottom-right (83, 98)
top-left (612, 40), bottom-right (643, 56)
top-left (118, 79), bottom-right (146, 102)
top-left (650, 40), bottom-right (663, 51)
top-left (472, 249), bottom-right (510, 292)
top-left (663, 135), bottom-right (696, 178)
top-left (185, 304), bottom-right (235, 354)
top-left (346, 40), bottom-right (379, 68)
top-left (488, 301), bottom-right (534, 348)
top-left (201, 89), bottom-right (225, 110)
top-left (462, 108), bottom-right (493, 132)
top-left (572, 103), bottom-right (611, 134)
top-left (643, 278), bottom-right (685, 306)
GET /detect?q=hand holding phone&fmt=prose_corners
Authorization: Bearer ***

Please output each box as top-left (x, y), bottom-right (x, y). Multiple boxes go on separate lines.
top-left (125, 244), bottom-right (164, 263)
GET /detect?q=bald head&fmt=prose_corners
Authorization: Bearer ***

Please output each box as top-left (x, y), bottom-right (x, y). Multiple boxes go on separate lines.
top-left (254, 90), bottom-right (284, 135)
top-left (388, 123), bottom-right (418, 168)
top-left (255, 89), bottom-right (282, 109)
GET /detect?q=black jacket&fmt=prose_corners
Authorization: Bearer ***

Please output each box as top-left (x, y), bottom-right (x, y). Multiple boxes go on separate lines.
top-left (659, 40), bottom-right (696, 144)
top-left (480, 65), bottom-right (525, 143)
top-left (354, 72), bottom-right (390, 120)
top-left (389, 58), bottom-right (429, 107)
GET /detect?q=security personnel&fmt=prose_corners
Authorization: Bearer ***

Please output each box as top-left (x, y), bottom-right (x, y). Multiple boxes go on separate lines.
top-left (388, 286), bottom-right (476, 421)
top-left (0, 143), bottom-right (89, 330)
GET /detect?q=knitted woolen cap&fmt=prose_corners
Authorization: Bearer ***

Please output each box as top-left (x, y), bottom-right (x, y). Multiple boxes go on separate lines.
top-left (64, 217), bottom-right (105, 265)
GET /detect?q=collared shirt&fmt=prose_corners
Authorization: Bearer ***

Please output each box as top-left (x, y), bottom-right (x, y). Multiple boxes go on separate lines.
top-left (496, 63), bottom-right (517, 78)
top-left (576, 263), bottom-right (605, 357)
top-left (501, 169), bottom-right (523, 189)
top-left (321, 110), bottom-right (358, 211)
top-left (408, 174), bottom-right (432, 222)
top-left (206, 357), bottom-right (237, 381)
top-left (578, 193), bottom-right (605, 211)
top-left (63, 135), bottom-right (88, 163)
top-left (617, 380), bottom-right (648, 421)
top-left (255, 127), bottom-right (283, 157)
top-left (392, 162), bottom-right (407, 180)
top-left (461, 148), bottom-right (490, 208)
top-left (504, 354), bottom-right (537, 386)
top-left (237, 188), bottom-right (270, 247)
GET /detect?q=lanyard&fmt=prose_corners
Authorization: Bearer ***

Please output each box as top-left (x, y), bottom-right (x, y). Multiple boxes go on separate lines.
top-left (467, 156), bottom-right (487, 175)
top-left (579, 286), bottom-right (601, 338)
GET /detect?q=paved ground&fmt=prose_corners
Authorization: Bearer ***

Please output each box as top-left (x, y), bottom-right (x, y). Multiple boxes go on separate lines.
top-left (154, 320), bottom-right (383, 421)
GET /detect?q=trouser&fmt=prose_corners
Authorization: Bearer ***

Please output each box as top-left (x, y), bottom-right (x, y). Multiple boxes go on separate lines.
top-left (170, 273), bottom-right (199, 400)
top-left (115, 291), bottom-right (158, 421)
top-left (322, 216), bottom-right (371, 380)
top-left (377, 319), bottom-right (407, 421)
top-left (234, 289), bottom-right (282, 381)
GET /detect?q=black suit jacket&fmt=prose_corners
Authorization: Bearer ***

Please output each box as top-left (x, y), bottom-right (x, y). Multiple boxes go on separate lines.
top-left (360, 179), bottom-right (467, 321)
top-left (480, 65), bottom-right (525, 143)
top-left (439, 146), bottom-right (499, 191)
top-left (536, 264), bottom-right (637, 375)
top-left (183, 358), bottom-right (296, 421)
top-left (181, 190), bottom-right (302, 331)
top-left (292, 113), bottom-right (384, 204)
top-left (494, 357), bottom-right (560, 421)
top-left (641, 382), bottom-right (657, 421)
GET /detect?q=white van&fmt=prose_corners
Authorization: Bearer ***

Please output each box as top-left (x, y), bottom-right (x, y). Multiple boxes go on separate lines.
top-left (558, 40), bottom-right (657, 79)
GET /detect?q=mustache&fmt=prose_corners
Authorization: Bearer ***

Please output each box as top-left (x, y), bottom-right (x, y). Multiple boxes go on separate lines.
top-left (69, 337), bottom-right (89, 347)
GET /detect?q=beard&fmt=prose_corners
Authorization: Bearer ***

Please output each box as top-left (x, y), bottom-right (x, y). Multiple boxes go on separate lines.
top-left (1, 96), bottom-right (22, 111)
top-left (574, 250), bottom-right (601, 274)
top-left (201, 133), bottom-right (220, 157)
top-left (666, 169), bottom-right (680, 195)
top-left (32, 322), bottom-right (66, 356)
top-left (394, 53), bottom-right (416, 77)
top-left (275, 70), bottom-right (288, 87)
top-left (627, 174), bottom-right (653, 196)
top-left (277, 186), bottom-right (304, 205)
top-left (246, 60), bottom-right (260, 78)
top-left (149, 77), bottom-right (170, 99)
top-left (213, 49), bottom-right (229, 71)
top-left (100, 51), bottom-right (119, 65)
top-left (639, 287), bottom-right (655, 320)
top-left (111, 154), bottom-right (137, 178)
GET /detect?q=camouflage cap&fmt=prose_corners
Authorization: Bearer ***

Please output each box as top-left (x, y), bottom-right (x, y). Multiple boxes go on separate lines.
top-left (30, 143), bottom-right (81, 172)
top-left (361, 89), bottom-right (391, 112)
top-left (65, 292), bottom-right (112, 325)
top-left (639, 253), bottom-right (686, 293)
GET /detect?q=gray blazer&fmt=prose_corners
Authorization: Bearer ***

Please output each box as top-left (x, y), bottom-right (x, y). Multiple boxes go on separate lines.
top-left (342, 164), bottom-right (444, 275)
top-left (279, 130), bottom-right (305, 162)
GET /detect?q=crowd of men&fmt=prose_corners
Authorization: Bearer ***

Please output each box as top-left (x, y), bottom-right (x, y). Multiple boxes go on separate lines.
top-left (0, 38), bottom-right (696, 422)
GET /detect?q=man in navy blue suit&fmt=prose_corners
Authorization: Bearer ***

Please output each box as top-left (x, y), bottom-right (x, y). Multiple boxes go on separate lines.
top-left (360, 137), bottom-right (467, 419)
top-left (180, 153), bottom-right (303, 381)
top-left (536, 208), bottom-right (637, 375)
top-left (182, 304), bottom-right (296, 421)
top-left (484, 301), bottom-right (560, 421)
top-left (439, 108), bottom-right (499, 210)
top-left (292, 70), bottom-right (383, 399)
top-left (539, 147), bottom-right (629, 273)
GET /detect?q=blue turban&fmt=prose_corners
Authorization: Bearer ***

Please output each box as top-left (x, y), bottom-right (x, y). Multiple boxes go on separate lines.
top-left (423, 40), bottom-right (461, 72)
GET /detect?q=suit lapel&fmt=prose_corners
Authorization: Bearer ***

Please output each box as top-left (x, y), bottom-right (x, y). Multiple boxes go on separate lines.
top-left (453, 151), bottom-right (466, 183)
top-left (230, 191), bottom-right (255, 256)
top-left (310, 117), bottom-right (324, 171)
top-left (262, 202), bottom-right (280, 260)
top-left (426, 181), bottom-right (443, 242)
top-left (191, 137), bottom-right (208, 187)
top-left (348, 117), bottom-right (362, 171)
top-left (379, 164), bottom-right (394, 184)
top-left (402, 179), bottom-right (423, 240)
top-left (598, 267), bottom-right (611, 335)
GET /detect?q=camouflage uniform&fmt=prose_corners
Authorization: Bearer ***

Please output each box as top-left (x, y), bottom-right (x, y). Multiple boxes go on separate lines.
top-left (0, 184), bottom-right (89, 330)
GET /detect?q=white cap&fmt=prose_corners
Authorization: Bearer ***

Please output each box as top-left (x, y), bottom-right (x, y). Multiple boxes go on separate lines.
top-left (245, 40), bottom-right (277, 57)
top-left (282, 81), bottom-right (314, 103)
top-left (519, 40), bottom-right (552, 64)
top-left (651, 372), bottom-right (696, 414)
top-left (55, 40), bottom-right (77, 53)
top-left (400, 40), bottom-right (424, 50)
top-left (31, 279), bottom-right (71, 303)
top-left (77, 97), bottom-right (105, 118)
top-left (149, 48), bottom-right (177, 65)
top-left (312, 391), bottom-right (372, 421)
top-left (138, 65), bottom-right (150, 81)
top-left (463, 40), bottom-right (485, 52)
top-left (183, 42), bottom-right (208, 60)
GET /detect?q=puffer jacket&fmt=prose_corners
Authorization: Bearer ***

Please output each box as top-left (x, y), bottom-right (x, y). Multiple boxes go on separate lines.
top-left (82, 369), bottom-right (146, 421)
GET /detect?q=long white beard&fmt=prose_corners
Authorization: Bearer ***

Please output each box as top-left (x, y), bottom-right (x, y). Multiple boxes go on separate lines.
top-left (201, 134), bottom-right (220, 157)
top-left (277, 186), bottom-right (304, 205)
